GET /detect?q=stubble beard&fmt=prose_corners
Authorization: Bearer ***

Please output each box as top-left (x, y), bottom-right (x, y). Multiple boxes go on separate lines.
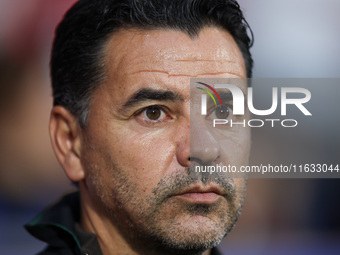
top-left (86, 159), bottom-right (246, 255)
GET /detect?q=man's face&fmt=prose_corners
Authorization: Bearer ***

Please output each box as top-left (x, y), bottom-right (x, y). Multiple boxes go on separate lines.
top-left (80, 27), bottom-right (250, 251)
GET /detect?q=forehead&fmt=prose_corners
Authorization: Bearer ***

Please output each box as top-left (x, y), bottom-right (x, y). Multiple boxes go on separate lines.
top-left (104, 27), bottom-right (246, 79)
top-left (95, 27), bottom-right (247, 108)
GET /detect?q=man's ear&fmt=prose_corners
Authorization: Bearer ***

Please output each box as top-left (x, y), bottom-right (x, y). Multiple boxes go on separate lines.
top-left (49, 106), bottom-right (85, 182)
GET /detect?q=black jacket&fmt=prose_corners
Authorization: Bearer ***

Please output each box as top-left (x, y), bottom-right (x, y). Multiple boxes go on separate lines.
top-left (26, 192), bottom-right (223, 255)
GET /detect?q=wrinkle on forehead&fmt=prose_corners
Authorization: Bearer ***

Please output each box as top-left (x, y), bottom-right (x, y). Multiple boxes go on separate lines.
top-left (161, 48), bottom-right (238, 63)
top-left (105, 27), bottom-right (246, 80)
top-left (129, 70), bottom-right (244, 79)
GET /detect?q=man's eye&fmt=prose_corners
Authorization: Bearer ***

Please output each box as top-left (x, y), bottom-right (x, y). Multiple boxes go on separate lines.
top-left (134, 105), bottom-right (172, 126)
top-left (144, 107), bottom-right (163, 120)
top-left (137, 106), bottom-right (171, 123)
top-left (209, 105), bottom-right (232, 120)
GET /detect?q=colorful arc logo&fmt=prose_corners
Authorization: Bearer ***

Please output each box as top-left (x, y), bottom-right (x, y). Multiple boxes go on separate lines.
top-left (196, 82), bottom-right (223, 107)
top-left (196, 82), bottom-right (223, 115)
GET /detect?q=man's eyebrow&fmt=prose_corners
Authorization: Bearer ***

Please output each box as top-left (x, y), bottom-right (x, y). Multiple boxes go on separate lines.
top-left (215, 90), bottom-right (248, 108)
top-left (120, 88), bottom-right (185, 111)
top-left (218, 91), bottom-right (233, 102)
top-left (207, 91), bottom-right (233, 103)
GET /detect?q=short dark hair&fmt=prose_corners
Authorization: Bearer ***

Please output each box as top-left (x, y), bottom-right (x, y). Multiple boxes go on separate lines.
top-left (51, 0), bottom-right (253, 127)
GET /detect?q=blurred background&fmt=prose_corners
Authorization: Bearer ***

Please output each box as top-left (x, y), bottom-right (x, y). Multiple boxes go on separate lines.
top-left (0, 0), bottom-right (339, 254)
top-left (0, 0), bottom-right (77, 254)
top-left (222, 0), bottom-right (340, 254)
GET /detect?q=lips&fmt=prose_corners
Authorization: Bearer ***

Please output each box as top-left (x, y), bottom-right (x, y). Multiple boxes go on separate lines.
top-left (174, 185), bottom-right (223, 204)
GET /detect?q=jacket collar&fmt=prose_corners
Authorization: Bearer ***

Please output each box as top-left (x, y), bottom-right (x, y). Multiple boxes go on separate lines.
top-left (25, 192), bottom-right (82, 252)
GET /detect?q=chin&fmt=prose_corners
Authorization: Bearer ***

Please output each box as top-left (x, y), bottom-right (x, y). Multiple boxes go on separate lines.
top-left (150, 215), bottom-right (228, 252)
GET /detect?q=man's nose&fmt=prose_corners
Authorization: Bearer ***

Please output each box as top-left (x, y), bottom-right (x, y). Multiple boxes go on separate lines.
top-left (190, 123), bottom-right (220, 164)
top-left (176, 116), bottom-right (221, 167)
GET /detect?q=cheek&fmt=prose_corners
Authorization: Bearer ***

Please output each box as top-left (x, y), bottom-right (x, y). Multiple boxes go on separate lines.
top-left (102, 126), bottom-right (179, 192)
top-left (218, 127), bottom-right (251, 165)
top-left (233, 178), bottom-right (247, 205)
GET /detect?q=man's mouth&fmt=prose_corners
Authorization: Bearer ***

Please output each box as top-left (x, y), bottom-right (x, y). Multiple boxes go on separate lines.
top-left (174, 185), bottom-right (223, 204)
